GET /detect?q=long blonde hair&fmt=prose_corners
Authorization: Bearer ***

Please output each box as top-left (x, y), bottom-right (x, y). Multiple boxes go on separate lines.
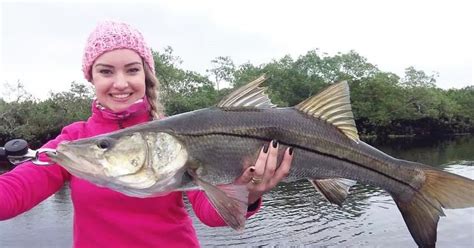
top-left (144, 63), bottom-right (165, 119)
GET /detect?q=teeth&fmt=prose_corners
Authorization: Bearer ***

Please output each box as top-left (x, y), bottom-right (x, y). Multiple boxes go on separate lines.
top-left (112, 93), bottom-right (131, 99)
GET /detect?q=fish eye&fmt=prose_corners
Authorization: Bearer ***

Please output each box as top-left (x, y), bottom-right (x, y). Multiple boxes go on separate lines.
top-left (97, 139), bottom-right (111, 149)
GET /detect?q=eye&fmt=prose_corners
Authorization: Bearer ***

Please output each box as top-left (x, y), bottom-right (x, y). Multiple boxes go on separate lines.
top-left (128, 68), bottom-right (140, 73)
top-left (99, 69), bottom-right (113, 75)
top-left (97, 139), bottom-right (111, 149)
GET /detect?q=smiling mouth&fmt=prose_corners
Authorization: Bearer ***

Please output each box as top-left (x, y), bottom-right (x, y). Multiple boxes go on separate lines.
top-left (110, 93), bottom-right (132, 99)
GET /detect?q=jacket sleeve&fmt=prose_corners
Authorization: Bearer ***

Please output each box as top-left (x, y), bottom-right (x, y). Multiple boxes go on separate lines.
top-left (186, 190), bottom-right (262, 227)
top-left (0, 124), bottom-right (80, 220)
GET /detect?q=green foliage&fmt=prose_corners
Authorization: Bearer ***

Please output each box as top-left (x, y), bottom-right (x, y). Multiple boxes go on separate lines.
top-left (0, 82), bottom-right (92, 147)
top-left (446, 86), bottom-right (474, 119)
top-left (402, 66), bottom-right (437, 88)
top-left (233, 63), bottom-right (264, 88)
top-left (0, 47), bottom-right (472, 146)
top-left (153, 47), bottom-right (219, 115)
top-left (219, 49), bottom-right (472, 137)
top-left (208, 56), bottom-right (235, 90)
top-left (263, 55), bottom-right (317, 106)
top-left (350, 72), bottom-right (404, 125)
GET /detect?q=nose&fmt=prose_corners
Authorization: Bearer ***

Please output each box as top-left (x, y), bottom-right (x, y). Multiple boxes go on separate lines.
top-left (113, 72), bottom-right (128, 90)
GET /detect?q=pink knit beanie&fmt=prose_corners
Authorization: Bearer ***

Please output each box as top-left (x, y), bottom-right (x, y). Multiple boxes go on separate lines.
top-left (82, 21), bottom-right (155, 82)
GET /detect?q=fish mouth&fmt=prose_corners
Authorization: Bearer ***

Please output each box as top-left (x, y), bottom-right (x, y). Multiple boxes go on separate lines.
top-left (51, 143), bottom-right (108, 181)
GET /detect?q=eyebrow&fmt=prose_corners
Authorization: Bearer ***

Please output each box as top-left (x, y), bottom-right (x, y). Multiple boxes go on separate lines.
top-left (125, 62), bottom-right (143, 67)
top-left (94, 62), bottom-right (142, 68)
top-left (94, 63), bottom-right (113, 68)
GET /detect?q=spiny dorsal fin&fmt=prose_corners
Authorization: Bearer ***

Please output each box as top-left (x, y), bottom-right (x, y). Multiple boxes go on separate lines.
top-left (217, 75), bottom-right (276, 108)
top-left (295, 81), bottom-right (359, 141)
top-left (310, 178), bottom-right (357, 207)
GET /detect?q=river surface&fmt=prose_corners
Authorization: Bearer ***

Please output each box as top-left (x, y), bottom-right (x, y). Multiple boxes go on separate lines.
top-left (0, 135), bottom-right (473, 247)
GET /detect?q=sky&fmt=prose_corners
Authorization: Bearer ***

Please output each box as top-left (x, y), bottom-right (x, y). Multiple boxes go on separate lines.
top-left (0, 0), bottom-right (472, 100)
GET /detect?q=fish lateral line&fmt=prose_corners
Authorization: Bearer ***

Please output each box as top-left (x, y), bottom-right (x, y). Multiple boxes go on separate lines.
top-left (176, 131), bottom-right (414, 190)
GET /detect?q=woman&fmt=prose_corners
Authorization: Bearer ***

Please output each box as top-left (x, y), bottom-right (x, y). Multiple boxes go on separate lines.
top-left (0, 21), bottom-right (293, 247)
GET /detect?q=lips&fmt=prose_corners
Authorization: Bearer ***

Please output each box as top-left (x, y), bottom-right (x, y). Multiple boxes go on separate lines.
top-left (110, 93), bottom-right (133, 101)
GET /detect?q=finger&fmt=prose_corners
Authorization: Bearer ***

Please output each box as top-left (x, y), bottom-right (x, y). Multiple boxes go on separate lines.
top-left (234, 166), bottom-right (255, 185)
top-left (253, 145), bottom-right (269, 180)
top-left (262, 140), bottom-right (278, 183)
top-left (270, 147), bottom-right (293, 186)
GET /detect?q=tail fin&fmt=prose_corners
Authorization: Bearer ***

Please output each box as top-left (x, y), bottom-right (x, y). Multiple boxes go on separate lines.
top-left (393, 168), bottom-right (474, 248)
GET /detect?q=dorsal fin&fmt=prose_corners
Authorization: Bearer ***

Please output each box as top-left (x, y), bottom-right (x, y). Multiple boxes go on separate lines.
top-left (295, 81), bottom-right (359, 141)
top-left (217, 75), bottom-right (276, 108)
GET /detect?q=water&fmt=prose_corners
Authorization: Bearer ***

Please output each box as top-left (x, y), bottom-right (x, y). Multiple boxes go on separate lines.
top-left (1, 135), bottom-right (473, 247)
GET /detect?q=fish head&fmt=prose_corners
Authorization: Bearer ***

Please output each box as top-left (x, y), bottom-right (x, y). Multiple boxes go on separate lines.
top-left (49, 131), bottom-right (189, 197)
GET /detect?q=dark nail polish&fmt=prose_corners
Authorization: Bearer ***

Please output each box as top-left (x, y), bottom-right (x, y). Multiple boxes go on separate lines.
top-left (272, 140), bottom-right (278, 148)
top-left (250, 168), bottom-right (255, 173)
top-left (289, 147), bottom-right (294, 155)
top-left (263, 144), bottom-right (269, 153)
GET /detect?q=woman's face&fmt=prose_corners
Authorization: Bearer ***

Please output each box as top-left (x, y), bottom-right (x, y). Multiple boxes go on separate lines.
top-left (91, 49), bottom-right (146, 112)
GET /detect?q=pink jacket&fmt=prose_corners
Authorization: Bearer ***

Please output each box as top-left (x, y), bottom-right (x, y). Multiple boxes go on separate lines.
top-left (0, 102), bottom-right (260, 247)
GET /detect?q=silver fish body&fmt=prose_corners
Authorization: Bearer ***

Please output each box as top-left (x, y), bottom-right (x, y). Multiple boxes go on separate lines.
top-left (49, 76), bottom-right (474, 248)
top-left (135, 107), bottom-right (420, 196)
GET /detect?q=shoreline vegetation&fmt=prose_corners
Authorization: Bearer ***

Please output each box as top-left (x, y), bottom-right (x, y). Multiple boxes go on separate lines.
top-left (1, 47), bottom-right (472, 159)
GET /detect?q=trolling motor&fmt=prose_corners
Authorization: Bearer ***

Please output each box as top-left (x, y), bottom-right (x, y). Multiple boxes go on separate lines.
top-left (0, 139), bottom-right (55, 166)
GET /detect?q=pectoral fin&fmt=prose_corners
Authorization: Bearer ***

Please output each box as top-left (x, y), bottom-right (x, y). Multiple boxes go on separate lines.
top-left (310, 178), bottom-right (356, 207)
top-left (189, 170), bottom-right (249, 231)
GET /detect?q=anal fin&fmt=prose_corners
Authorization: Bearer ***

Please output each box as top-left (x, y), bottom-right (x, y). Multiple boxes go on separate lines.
top-left (310, 178), bottom-right (356, 207)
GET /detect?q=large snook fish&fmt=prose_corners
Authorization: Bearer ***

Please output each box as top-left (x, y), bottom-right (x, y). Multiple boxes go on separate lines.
top-left (48, 76), bottom-right (474, 248)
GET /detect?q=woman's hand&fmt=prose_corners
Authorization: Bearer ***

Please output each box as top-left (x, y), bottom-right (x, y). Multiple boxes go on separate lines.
top-left (235, 140), bottom-right (293, 205)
